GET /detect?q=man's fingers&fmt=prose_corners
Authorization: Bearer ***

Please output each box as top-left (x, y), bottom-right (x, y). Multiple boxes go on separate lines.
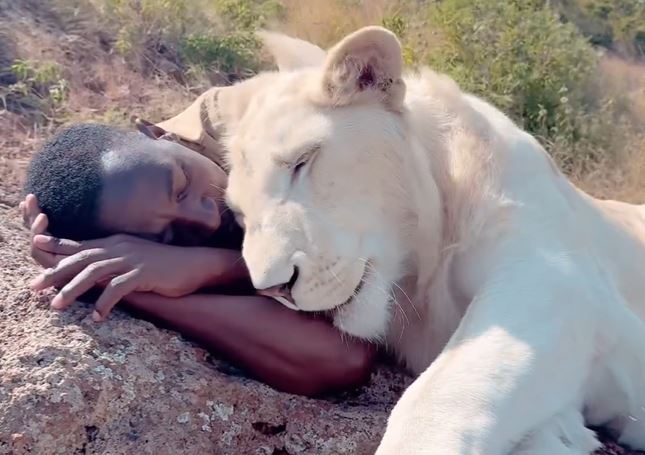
top-left (93, 270), bottom-right (140, 322)
top-left (33, 234), bottom-right (127, 255)
top-left (30, 248), bottom-right (61, 269)
top-left (30, 248), bottom-right (108, 290)
top-left (30, 213), bottom-right (49, 237)
top-left (19, 201), bottom-right (28, 227)
top-left (25, 194), bottom-right (43, 227)
top-left (25, 194), bottom-right (37, 217)
top-left (33, 234), bottom-right (83, 255)
top-left (50, 258), bottom-right (125, 311)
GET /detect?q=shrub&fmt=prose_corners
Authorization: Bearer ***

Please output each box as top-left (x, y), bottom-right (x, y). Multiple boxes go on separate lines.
top-left (89, 0), bottom-right (284, 84)
top-left (94, 0), bottom-right (191, 56)
top-left (554, 0), bottom-right (645, 59)
top-left (181, 33), bottom-right (261, 78)
top-left (421, 0), bottom-right (614, 169)
top-left (1, 59), bottom-right (68, 123)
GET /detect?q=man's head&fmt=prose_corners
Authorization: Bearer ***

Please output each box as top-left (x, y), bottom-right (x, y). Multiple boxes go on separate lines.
top-left (25, 123), bottom-right (230, 245)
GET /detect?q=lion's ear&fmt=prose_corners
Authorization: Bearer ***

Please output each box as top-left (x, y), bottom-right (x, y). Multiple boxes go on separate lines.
top-left (321, 26), bottom-right (405, 111)
top-left (257, 30), bottom-right (326, 71)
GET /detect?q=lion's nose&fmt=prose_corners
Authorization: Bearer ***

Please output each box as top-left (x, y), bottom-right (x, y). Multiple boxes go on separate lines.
top-left (257, 267), bottom-right (299, 306)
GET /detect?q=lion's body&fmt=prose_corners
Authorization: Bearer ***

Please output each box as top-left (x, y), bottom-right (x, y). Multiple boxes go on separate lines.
top-left (386, 70), bottom-right (645, 452)
top-left (222, 28), bottom-right (645, 454)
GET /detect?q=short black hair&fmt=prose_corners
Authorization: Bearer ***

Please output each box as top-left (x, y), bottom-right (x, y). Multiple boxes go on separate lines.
top-left (24, 123), bottom-right (134, 241)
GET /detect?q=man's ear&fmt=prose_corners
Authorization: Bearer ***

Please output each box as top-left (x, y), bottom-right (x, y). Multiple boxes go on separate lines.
top-left (132, 116), bottom-right (167, 139)
top-left (320, 26), bottom-right (405, 111)
top-left (257, 30), bottom-right (326, 71)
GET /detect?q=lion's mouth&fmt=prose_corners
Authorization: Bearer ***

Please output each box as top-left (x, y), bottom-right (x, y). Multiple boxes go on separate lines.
top-left (271, 260), bottom-right (370, 314)
top-left (333, 261), bottom-right (369, 311)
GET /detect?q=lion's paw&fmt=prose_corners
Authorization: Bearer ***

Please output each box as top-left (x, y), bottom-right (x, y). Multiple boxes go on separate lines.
top-left (512, 408), bottom-right (600, 455)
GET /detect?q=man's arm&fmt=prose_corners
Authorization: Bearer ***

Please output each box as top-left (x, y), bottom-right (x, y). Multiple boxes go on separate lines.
top-left (28, 232), bottom-right (254, 320)
top-left (21, 196), bottom-right (376, 396)
top-left (122, 292), bottom-right (376, 397)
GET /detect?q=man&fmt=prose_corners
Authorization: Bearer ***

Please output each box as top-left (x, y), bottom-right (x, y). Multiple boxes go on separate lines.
top-left (21, 85), bottom-right (375, 397)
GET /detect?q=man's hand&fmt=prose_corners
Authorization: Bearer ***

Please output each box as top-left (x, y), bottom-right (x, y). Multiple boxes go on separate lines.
top-left (20, 194), bottom-right (68, 268)
top-left (29, 234), bottom-right (239, 322)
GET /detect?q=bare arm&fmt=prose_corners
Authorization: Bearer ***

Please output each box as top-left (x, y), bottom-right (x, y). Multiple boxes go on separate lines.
top-left (122, 292), bottom-right (376, 397)
top-left (21, 195), bottom-right (376, 396)
top-left (28, 233), bottom-right (255, 320)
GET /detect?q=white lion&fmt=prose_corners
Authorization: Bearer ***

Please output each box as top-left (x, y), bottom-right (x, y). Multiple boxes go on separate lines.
top-left (219, 27), bottom-right (645, 454)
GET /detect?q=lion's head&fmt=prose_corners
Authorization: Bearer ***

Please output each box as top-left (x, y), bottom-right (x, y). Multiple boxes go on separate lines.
top-left (224, 27), bottom-right (443, 340)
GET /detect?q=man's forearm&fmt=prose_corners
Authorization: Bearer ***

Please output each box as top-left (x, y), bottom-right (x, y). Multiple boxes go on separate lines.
top-left (188, 247), bottom-right (250, 289)
top-left (122, 292), bottom-right (375, 396)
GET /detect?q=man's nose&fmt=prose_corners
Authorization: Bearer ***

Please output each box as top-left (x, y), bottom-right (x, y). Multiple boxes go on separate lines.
top-left (184, 196), bottom-right (221, 231)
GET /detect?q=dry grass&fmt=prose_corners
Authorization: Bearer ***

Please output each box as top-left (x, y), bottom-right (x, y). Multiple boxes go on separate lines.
top-left (1, 0), bottom-right (643, 204)
top-left (599, 55), bottom-right (645, 125)
top-left (571, 55), bottom-right (645, 202)
top-left (0, 1), bottom-right (194, 147)
top-left (275, 0), bottom-right (390, 47)
top-left (274, 2), bottom-right (644, 204)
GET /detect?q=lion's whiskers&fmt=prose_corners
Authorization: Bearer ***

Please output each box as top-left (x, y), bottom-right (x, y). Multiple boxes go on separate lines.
top-left (209, 182), bottom-right (226, 192)
top-left (357, 257), bottom-right (412, 335)
top-left (391, 280), bottom-right (421, 321)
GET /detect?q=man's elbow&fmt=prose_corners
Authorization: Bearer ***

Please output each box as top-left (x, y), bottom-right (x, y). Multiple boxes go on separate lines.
top-left (338, 341), bottom-right (377, 387)
top-left (296, 341), bottom-right (377, 397)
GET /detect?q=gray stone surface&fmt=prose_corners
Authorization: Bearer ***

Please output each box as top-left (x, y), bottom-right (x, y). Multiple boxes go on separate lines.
top-left (0, 202), bottom-right (413, 455)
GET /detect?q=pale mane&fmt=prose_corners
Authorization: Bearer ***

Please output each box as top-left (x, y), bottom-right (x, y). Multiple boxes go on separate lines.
top-left (390, 69), bottom-right (517, 372)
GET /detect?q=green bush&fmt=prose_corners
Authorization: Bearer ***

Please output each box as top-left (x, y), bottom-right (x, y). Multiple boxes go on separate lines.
top-left (181, 32), bottom-right (261, 76)
top-left (178, 0), bottom-right (285, 83)
top-left (421, 0), bottom-right (610, 168)
top-left (214, 0), bottom-right (285, 31)
top-left (0, 59), bottom-right (68, 122)
top-left (93, 0), bottom-right (191, 56)
top-left (554, 0), bottom-right (645, 58)
top-left (42, 0), bottom-right (641, 175)
top-left (382, 14), bottom-right (418, 65)
top-left (90, 0), bottom-right (283, 83)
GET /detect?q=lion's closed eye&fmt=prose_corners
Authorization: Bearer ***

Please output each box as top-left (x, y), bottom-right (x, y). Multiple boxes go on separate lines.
top-left (290, 143), bottom-right (321, 181)
top-left (293, 157), bottom-right (308, 174)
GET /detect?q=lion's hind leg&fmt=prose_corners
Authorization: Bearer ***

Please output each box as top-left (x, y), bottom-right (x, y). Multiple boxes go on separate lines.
top-left (512, 408), bottom-right (600, 455)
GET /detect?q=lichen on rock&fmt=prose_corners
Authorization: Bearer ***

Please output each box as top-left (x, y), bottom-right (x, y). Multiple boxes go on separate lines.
top-left (0, 203), bottom-right (412, 455)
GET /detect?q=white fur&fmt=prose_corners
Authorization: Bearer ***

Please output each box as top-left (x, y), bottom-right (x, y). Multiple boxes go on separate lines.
top-left (222, 27), bottom-right (645, 454)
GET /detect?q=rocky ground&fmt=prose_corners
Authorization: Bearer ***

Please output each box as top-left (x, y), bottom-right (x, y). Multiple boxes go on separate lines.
top-left (1, 0), bottom-right (644, 452)
top-left (0, 156), bottom-right (413, 454)
top-left (0, 137), bottom-right (643, 455)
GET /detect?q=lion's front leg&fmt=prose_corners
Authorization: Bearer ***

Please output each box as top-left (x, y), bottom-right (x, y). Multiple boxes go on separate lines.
top-left (377, 265), bottom-right (602, 455)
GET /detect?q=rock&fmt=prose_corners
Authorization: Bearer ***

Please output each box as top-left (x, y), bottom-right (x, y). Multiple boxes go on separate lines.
top-left (0, 201), bottom-right (642, 455)
top-left (0, 204), bottom-right (412, 454)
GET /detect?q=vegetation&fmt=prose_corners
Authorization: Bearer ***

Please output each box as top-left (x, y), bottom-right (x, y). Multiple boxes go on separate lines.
top-left (396, 0), bottom-right (640, 173)
top-left (553, 0), bottom-right (644, 58)
top-left (1, 0), bottom-right (643, 199)
top-left (0, 59), bottom-right (68, 122)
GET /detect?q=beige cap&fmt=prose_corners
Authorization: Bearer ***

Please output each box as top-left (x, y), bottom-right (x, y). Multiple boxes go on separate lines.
top-left (154, 87), bottom-right (227, 168)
